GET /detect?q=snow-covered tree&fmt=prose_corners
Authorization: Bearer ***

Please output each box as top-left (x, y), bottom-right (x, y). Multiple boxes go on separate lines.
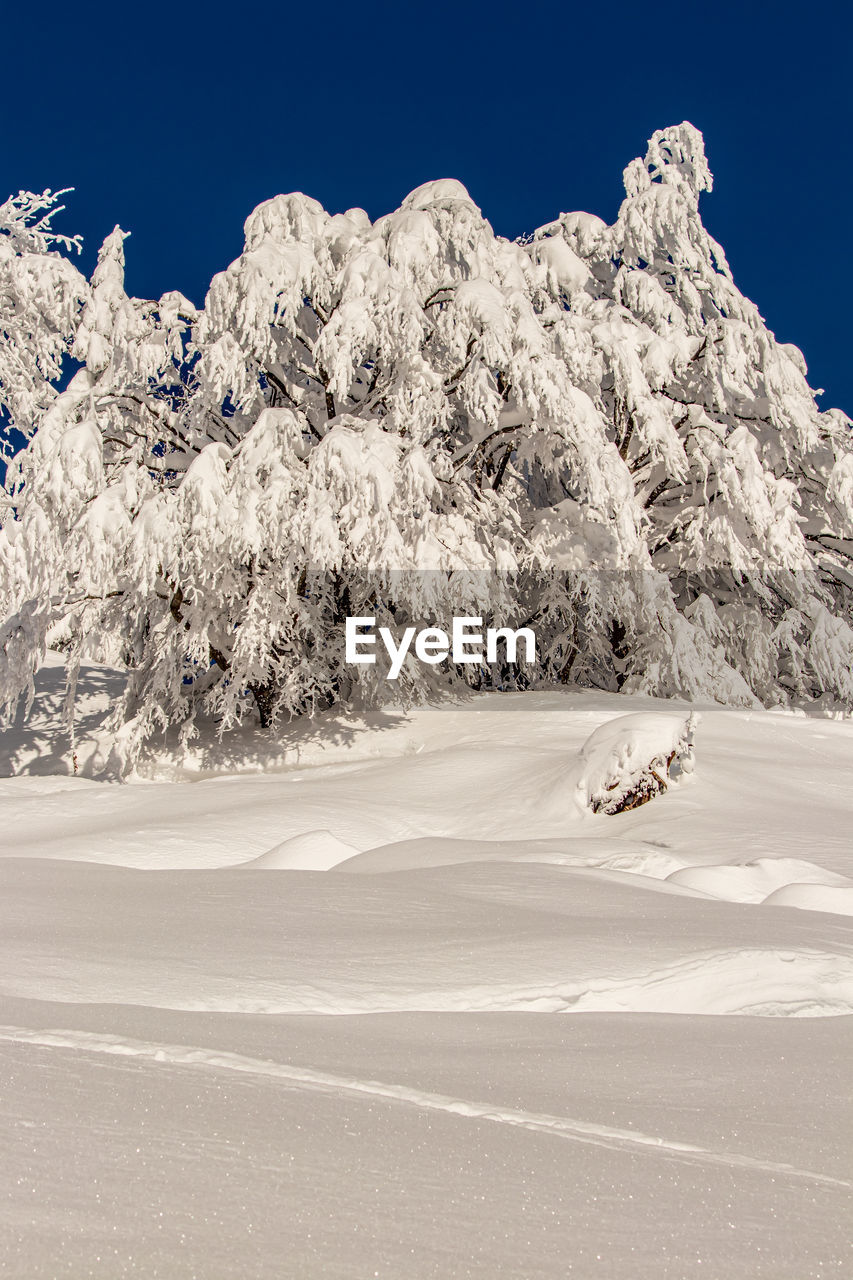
top-left (0, 222), bottom-right (196, 726)
top-left (594, 123), bottom-right (853, 706)
top-left (1, 123), bottom-right (852, 770)
top-left (0, 188), bottom-right (86, 454)
top-left (0, 188), bottom-right (88, 710)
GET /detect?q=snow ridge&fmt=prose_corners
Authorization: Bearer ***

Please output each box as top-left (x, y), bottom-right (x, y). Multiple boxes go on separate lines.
top-left (1, 1024), bottom-right (847, 1189)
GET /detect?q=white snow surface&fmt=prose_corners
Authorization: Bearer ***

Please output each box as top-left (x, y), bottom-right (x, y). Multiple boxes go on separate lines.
top-left (1, 660), bottom-right (852, 1277)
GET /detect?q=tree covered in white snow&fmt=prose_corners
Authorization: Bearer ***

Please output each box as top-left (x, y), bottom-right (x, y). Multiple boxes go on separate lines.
top-left (527, 124), bottom-right (853, 708)
top-left (1, 123), bottom-right (852, 770)
top-left (0, 188), bottom-right (87, 451)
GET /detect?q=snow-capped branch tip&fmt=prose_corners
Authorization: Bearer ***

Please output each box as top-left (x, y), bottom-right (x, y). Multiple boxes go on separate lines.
top-left (623, 121), bottom-right (712, 203)
top-left (0, 186), bottom-right (83, 254)
top-left (400, 179), bottom-right (482, 214)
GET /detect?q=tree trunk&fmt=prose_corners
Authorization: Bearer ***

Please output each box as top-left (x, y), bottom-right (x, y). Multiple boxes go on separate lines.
top-left (249, 680), bottom-right (276, 729)
top-left (609, 619), bottom-right (629, 690)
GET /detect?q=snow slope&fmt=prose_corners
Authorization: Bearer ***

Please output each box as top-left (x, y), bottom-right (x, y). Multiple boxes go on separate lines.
top-left (1, 661), bottom-right (851, 1277)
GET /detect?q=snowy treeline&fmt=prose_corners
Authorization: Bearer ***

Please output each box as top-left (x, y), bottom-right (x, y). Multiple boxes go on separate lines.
top-left (1, 122), bottom-right (852, 765)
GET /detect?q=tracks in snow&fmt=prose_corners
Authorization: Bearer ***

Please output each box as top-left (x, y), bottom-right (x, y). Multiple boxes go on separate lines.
top-left (0, 1023), bottom-right (848, 1190)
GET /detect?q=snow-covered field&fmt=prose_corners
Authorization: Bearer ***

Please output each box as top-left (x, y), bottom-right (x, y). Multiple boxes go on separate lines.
top-left (1, 662), bottom-right (852, 1277)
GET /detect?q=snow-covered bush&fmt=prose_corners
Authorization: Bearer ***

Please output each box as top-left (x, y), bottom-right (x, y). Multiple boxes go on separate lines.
top-left (575, 711), bottom-right (697, 815)
top-left (1, 123), bottom-right (852, 768)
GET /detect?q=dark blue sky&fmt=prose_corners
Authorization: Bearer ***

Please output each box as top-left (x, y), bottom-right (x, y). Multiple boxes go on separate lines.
top-left (5, 0), bottom-right (851, 412)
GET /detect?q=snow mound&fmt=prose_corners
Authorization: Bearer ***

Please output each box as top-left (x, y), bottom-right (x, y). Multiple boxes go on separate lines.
top-left (667, 857), bottom-right (852, 904)
top-left (244, 830), bottom-right (361, 871)
top-left (762, 884), bottom-right (853, 918)
top-left (574, 712), bottom-right (697, 815)
top-left (382, 950), bottom-right (853, 1019)
top-left (563, 948), bottom-right (853, 1018)
top-left (589, 849), bottom-right (689, 880)
top-left (339, 836), bottom-right (686, 877)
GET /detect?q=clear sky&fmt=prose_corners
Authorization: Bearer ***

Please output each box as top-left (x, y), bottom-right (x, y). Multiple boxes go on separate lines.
top-left (4, 0), bottom-right (851, 413)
